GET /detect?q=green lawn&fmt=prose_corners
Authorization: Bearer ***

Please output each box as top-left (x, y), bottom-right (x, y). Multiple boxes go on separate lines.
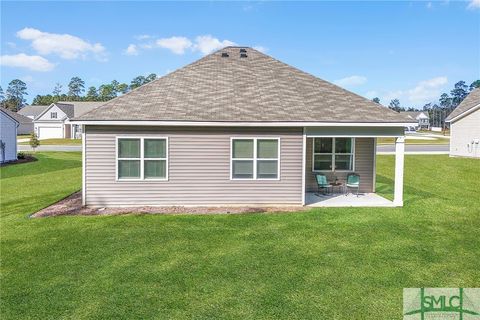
top-left (19, 138), bottom-right (82, 145)
top-left (1, 153), bottom-right (479, 319)
top-left (16, 134), bottom-right (30, 140)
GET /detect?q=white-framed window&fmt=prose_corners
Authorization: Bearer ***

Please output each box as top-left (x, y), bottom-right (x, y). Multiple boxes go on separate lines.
top-left (116, 137), bottom-right (168, 181)
top-left (230, 137), bottom-right (280, 180)
top-left (312, 137), bottom-right (355, 172)
top-left (51, 112), bottom-right (57, 119)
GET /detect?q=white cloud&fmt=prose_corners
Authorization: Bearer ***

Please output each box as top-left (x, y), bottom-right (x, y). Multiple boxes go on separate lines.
top-left (0, 53), bottom-right (55, 72)
top-left (135, 34), bottom-right (152, 40)
top-left (406, 76), bottom-right (448, 104)
top-left (334, 75), bottom-right (367, 87)
top-left (156, 36), bottom-right (192, 54)
top-left (124, 44), bottom-right (139, 56)
top-left (468, 0), bottom-right (480, 9)
top-left (380, 76), bottom-right (448, 106)
top-left (16, 27), bottom-right (107, 60)
top-left (253, 46), bottom-right (268, 53)
top-left (193, 35), bottom-right (236, 55)
top-left (364, 90), bottom-right (379, 100)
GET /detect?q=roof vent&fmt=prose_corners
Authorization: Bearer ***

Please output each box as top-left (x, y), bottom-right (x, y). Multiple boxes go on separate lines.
top-left (239, 48), bottom-right (247, 53)
top-left (240, 53), bottom-right (248, 58)
top-left (221, 52), bottom-right (229, 57)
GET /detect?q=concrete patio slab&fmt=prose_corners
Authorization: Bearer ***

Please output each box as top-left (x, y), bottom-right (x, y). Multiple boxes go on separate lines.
top-left (306, 192), bottom-right (395, 207)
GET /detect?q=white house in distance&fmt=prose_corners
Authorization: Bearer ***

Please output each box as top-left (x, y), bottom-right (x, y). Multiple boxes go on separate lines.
top-left (0, 108), bottom-right (19, 163)
top-left (33, 101), bottom-right (104, 139)
top-left (445, 88), bottom-right (480, 158)
top-left (401, 111), bottom-right (430, 130)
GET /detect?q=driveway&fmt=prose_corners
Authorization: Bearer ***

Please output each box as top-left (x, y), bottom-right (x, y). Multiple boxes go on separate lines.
top-left (377, 144), bottom-right (449, 154)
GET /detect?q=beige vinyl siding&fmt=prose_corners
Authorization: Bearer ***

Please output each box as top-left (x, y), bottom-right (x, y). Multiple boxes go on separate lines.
top-left (305, 138), bottom-right (375, 193)
top-left (449, 108), bottom-right (480, 158)
top-left (84, 126), bottom-right (303, 206)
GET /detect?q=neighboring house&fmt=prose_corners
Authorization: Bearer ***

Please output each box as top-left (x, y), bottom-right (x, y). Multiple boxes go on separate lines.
top-left (17, 105), bottom-right (49, 120)
top-left (401, 111), bottom-right (430, 130)
top-left (0, 108), bottom-right (19, 163)
top-left (33, 101), bottom-right (104, 139)
top-left (445, 88), bottom-right (480, 158)
top-left (2, 108), bottom-right (34, 135)
top-left (72, 47), bottom-right (415, 208)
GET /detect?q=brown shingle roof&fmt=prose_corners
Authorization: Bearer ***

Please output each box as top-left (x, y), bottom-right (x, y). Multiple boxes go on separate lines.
top-left (1, 107), bottom-right (32, 124)
top-left (445, 88), bottom-right (480, 122)
top-left (76, 47), bottom-right (412, 123)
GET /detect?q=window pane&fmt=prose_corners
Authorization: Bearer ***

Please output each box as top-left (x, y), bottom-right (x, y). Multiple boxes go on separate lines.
top-left (144, 160), bottom-right (166, 179)
top-left (335, 138), bottom-right (353, 153)
top-left (314, 154), bottom-right (332, 171)
top-left (314, 138), bottom-right (332, 153)
top-left (257, 160), bottom-right (278, 179)
top-left (232, 139), bottom-right (254, 158)
top-left (118, 139), bottom-right (140, 158)
top-left (232, 160), bottom-right (253, 178)
top-left (257, 139), bottom-right (278, 158)
top-left (144, 139), bottom-right (166, 158)
top-left (118, 160), bottom-right (140, 179)
top-left (335, 155), bottom-right (353, 171)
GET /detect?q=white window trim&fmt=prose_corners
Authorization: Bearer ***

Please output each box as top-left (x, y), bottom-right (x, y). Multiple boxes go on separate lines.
top-left (230, 137), bottom-right (281, 181)
top-left (115, 136), bottom-right (169, 182)
top-left (312, 137), bottom-right (355, 172)
top-left (51, 112), bottom-right (57, 119)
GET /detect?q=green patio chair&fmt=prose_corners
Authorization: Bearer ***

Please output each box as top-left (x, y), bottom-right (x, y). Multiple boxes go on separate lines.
top-left (315, 174), bottom-right (331, 195)
top-left (345, 173), bottom-right (360, 197)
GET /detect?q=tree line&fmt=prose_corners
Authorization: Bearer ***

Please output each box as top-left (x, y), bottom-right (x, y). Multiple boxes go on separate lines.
top-left (0, 74), bottom-right (158, 112)
top-left (372, 80), bottom-right (479, 128)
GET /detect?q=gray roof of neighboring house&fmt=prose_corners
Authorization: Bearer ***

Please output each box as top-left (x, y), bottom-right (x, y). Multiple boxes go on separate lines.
top-left (1, 107), bottom-right (33, 124)
top-left (445, 88), bottom-right (480, 122)
top-left (54, 103), bottom-right (75, 119)
top-left (57, 101), bottom-right (105, 117)
top-left (76, 47), bottom-right (412, 123)
top-left (17, 105), bottom-right (49, 118)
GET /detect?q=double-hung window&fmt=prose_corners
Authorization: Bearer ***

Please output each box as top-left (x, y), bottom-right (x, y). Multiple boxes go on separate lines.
top-left (51, 112), bottom-right (57, 119)
top-left (313, 138), bottom-right (354, 172)
top-left (231, 138), bottom-right (279, 180)
top-left (117, 137), bottom-right (168, 180)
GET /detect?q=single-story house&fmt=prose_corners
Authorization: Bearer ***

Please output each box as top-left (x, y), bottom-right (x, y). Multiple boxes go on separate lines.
top-left (445, 88), bottom-right (480, 158)
top-left (0, 108), bottom-right (19, 163)
top-left (33, 101), bottom-right (104, 139)
top-left (2, 108), bottom-right (34, 135)
top-left (72, 47), bottom-right (415, 208)
top-left (401, 111), bottom-right (430, 130)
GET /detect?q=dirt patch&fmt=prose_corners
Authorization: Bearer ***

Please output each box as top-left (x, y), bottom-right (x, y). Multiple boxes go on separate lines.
top-left (0, 155), bottom-right (37, 167)
top-left (31, 192), bottom-right (307, 218)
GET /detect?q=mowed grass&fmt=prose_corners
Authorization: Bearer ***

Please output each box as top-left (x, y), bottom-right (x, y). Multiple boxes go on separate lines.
top-left (19, 138), bottom-right (82, 145)
top-left (1, 153), bottom-right (479, 319)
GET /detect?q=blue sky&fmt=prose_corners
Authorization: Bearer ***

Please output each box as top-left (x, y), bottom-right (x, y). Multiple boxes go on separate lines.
top-left (1, 1), bottom-right (479, 108)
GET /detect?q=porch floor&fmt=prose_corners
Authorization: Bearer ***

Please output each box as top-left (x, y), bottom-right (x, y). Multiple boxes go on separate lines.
top-left (306, 192), bottom-right (395, 207)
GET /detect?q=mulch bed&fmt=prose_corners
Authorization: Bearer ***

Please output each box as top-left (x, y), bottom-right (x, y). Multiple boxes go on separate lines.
top-left (31, 192), bottom-right (307, 218)
top-left (0, 155), bottom-right (37, 167)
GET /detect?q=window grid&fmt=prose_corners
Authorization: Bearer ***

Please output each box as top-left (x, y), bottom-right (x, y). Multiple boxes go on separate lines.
top-left (312, 137), bottom-right (355, 172)
top-left (230, 137), bottom-right (280, 180)
top-left (116, 137), bottom-right (168, 181)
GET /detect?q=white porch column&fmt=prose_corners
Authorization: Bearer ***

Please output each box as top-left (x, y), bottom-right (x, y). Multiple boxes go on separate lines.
top-left (393, 136), bottom-right (405, 206)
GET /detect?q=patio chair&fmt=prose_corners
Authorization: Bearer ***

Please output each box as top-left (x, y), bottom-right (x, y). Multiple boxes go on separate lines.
top-left (315, 174), bottom-right (331, 195)
top-left (345, 173), bottom-right (360, 197)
